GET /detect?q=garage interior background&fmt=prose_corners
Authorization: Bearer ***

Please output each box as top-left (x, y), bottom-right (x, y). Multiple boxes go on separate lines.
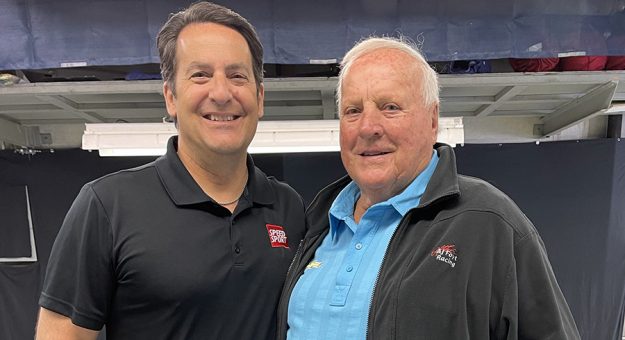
top-left (1, 0), bottom-right (625, 339)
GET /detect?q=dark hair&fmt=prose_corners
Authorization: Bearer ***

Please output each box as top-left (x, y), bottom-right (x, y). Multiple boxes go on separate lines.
top-left (157, 1), bottom-right (264, 94)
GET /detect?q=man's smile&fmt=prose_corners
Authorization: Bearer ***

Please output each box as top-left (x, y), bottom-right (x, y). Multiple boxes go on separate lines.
top-left (202, 113), bottom-right (242, 121)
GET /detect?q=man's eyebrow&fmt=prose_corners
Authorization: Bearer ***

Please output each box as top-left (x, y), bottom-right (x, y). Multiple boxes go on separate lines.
top-left (184, 62), bottom-right (213, 72)
top-left (225, 63), bottom-right (251, 73)
top-left (184, 62), bottom-right (250, 73)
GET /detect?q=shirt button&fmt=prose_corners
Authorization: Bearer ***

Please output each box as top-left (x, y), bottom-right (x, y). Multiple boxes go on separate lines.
top-left (235, 247), bottom-right (241, 254)
top-left (355, 243), bottom-right (363, 250)
top-left (346, 265), bottom-right (353, 272)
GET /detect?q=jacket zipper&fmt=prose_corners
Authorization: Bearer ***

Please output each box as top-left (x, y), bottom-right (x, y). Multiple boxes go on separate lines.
top-left (277, 238), bottom-right (305, 337)
top-left (285, 239), bottom-right (305, 281)
top-left (365, 215), bottom-right (410, 340)
top-left (364, 193), bottom-right (455, 339)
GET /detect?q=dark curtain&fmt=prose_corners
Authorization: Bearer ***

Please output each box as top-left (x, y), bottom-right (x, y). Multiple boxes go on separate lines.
top-left (0, 139), bottom-right (623, 339)
top-left (454, 140), bottom-right (625, 340)
top-left (0, 263), bottom-right (41, 340)
top-left (0, 150), bottom-right (154, 340)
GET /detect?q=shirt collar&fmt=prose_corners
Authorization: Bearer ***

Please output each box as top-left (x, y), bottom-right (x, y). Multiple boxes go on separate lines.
top-left (389, 150), bottom-right (439, 216)
top-left (328, 150), bottom-right (439, 236)
top-left (155, 136), bottom-right (274, 206)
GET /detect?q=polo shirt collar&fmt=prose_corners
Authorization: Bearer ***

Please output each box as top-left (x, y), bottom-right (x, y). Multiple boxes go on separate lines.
top-left (155, 136), bottom-right (274, 206)
top-left (328, 150), bottom-right (439, 238)
top-left (389, 150), bottom-right (439, 215)
top-left (246, 156), bottom-right (275, 205)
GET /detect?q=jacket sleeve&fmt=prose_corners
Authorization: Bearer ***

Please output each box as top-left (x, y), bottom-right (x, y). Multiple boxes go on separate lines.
top-left (502, 230), bottom-right (581, 340)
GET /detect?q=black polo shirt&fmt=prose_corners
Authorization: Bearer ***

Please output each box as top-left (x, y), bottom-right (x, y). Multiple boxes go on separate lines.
top-left (40, 136), bottom-right (306, 340)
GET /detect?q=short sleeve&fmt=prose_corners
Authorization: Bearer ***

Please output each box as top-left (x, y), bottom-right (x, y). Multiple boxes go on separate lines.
top-left (39, 183), bottom-right (114, 330)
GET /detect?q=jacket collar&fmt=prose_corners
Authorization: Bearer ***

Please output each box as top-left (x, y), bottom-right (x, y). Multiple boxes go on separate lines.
top-left (305, 143), bottom-right (460, 237)
top-left (155, 136), bottom-right (274, 206)
top-left (418, 143), bottom-right (461, 208)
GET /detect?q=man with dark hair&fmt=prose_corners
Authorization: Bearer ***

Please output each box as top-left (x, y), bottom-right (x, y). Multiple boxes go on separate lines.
top-left (35, 2), bottom-right (306, 339)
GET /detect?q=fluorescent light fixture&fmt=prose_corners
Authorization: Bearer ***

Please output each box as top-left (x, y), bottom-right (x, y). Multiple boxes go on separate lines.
top-left (82, 118), bottom-right (464, 157)
top-left (98, 148), bottom-right (170, 157)
top-left (249, 120), bottom-right (341, 154)
top-left (83, 123), bottom-right (175, 156)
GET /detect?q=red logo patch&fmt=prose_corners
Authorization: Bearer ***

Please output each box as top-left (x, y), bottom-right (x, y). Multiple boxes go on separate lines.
top-left (431, 244), bottom-right (457, 257)
top-left (431, 244), bottom-right (458, 268)
top-left (266, 224), bottom-right (289, 248)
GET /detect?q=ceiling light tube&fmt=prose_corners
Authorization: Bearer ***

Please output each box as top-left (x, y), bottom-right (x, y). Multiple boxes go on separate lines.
top-left (82, 118), bottom-right (463, 156)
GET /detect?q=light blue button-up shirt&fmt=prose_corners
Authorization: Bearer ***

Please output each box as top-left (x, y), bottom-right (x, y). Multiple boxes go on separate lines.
top-left (287, 151), bottom-right (439, 340)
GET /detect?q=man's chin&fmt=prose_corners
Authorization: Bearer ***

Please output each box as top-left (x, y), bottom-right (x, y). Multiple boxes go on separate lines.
top-left (206, 142), bottom-right (250, 156)
top-left (352, 176), bottom-right (394, 192)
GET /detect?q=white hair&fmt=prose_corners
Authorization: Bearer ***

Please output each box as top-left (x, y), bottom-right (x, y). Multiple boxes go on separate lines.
top-left (336, 36), bottom-right (440, 114)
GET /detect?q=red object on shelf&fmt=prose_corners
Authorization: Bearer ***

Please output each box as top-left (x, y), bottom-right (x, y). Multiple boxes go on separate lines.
top-left (559, 56), bottom-right (608, 71)
top-left (509, 58), bottom-right (560, 72)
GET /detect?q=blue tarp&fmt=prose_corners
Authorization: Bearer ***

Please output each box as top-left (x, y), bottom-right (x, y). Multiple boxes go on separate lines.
top-left (1, 0), bottom-right (624, 70)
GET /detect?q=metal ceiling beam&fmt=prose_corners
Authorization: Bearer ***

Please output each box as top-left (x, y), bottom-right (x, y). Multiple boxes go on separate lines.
top-left (540, 81), bottom-right (618, 137)
top-left (439, 72), bottom-right (625, 87)
top-left (77, 102), bottom-right (165, 110)
top-left (0, 116), bottom-right (27, 146)
top-left (0, 78), bottom-right (336, 96)
top-left (35, 95), bottom-right (104, 123)
top-left (605, 103), bottom-right (625, 114)
top-left (0, 104), bottom-right (57, 112)
top-left (442, 96), bottom-right (493, 104)
top-left (265, 91), bottom-right (321, 101)
top-left (18, 118), bottom-right (157, 125)
top-left (512, 94), bottom-right (580, 102)
top-left (264, 78), bottom-right (337, 91)
top-left (265, 100), bottom-right (321, 107)
top-left (491, 110), bottom-right (552, 116)
top-left (0, 80), bottom-right (163, 95)
top-left (0, 73), bottom-right (622, 94)
top-left (264, 106), bottom-right (324, 117)
top-left (475, 85), bottom-right (527, 117)
top-left (1, 73), bottom-right (624, 150)
top-left (321, 90), bottom-right (337, 119)
top-left (463, 116), bottom-right (544, 144)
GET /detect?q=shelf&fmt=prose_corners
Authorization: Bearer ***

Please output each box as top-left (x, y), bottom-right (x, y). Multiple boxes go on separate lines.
top-left (1, 71), bottom-right (624, 149)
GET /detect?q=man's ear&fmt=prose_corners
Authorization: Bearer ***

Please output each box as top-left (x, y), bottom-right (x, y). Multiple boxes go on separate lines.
top-left (257, 83), bottom-right (265, 119)
top-left (431, 103), bottom-right (439, 145)
top-left (163, 81), bottom-right (177, 121)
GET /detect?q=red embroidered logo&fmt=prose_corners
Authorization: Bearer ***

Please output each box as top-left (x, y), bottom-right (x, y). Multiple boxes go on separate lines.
top-left (431, 244), bottom-right (458, 268)
top-left (266, 224), bottom-right (289, 248)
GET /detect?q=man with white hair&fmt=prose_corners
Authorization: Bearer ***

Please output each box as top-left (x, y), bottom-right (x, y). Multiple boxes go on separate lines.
top-left (276, 36), bottom-right (580, 339)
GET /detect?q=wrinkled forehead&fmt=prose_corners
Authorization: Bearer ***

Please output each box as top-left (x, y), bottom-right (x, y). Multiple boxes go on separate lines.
top-left (346, 48), bottom-right (422, 76)
top-left (340, 50), bottom-right (425, 100)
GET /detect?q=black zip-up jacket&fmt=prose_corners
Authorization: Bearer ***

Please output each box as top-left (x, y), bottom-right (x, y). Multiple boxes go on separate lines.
top-left (277, 144), bottom-right (580, 340)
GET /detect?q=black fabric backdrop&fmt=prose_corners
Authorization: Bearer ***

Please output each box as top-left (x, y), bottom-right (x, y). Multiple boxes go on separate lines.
top-left (455, 140), bottom-right (625, 340)
top-left (0, 139), bottom-right (623, 339)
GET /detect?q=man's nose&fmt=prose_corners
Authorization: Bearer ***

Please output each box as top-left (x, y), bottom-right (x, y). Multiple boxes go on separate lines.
top-left (208, 74), bottom-right (233, 105)
top-left (358, 109), bottom-right (383, 138)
